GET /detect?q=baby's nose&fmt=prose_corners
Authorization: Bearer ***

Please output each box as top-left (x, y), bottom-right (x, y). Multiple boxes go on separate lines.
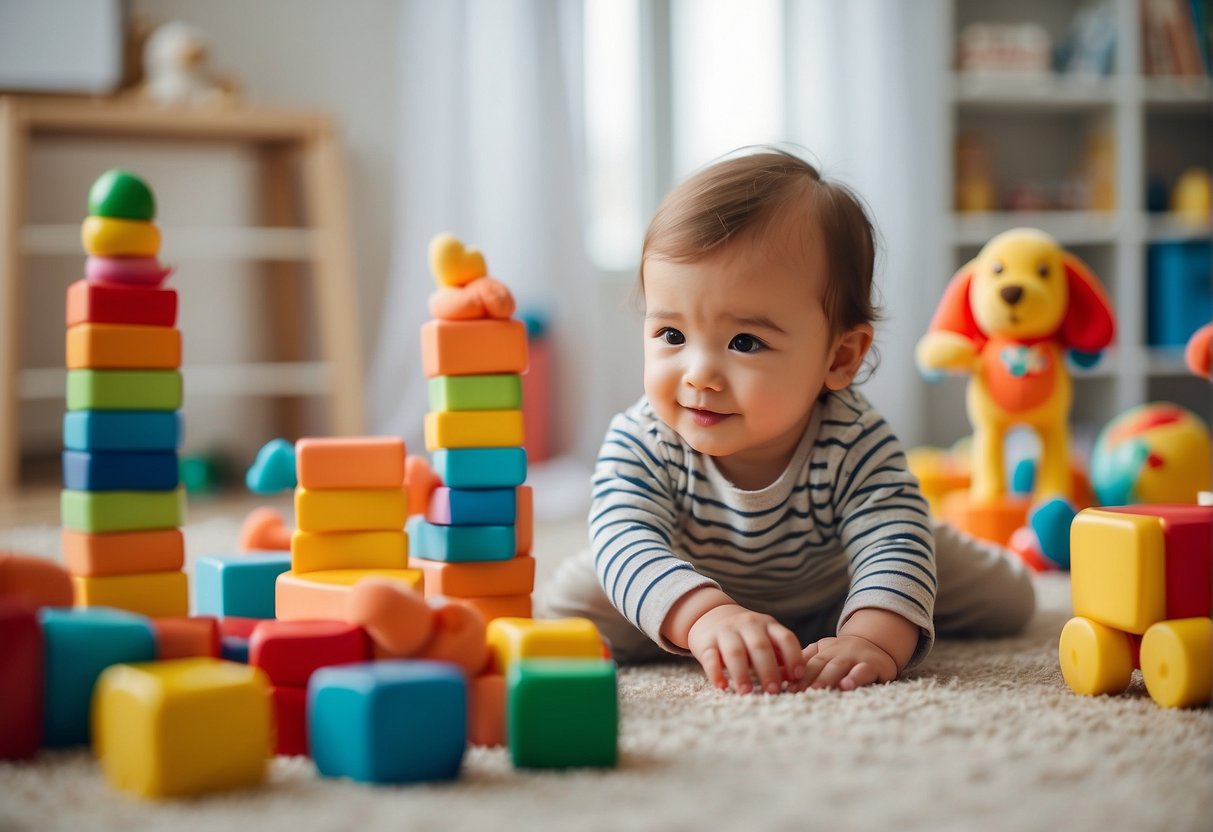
top-left (1000, 285), bottom-right (1024, 306)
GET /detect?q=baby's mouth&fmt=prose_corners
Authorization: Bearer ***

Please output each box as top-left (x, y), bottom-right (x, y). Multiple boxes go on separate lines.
top-left (684, 406), bottom-right (729, 427)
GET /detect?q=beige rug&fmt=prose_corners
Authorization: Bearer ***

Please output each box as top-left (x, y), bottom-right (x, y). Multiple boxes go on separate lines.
top-left (1, 517), bottom-right (1210, 832)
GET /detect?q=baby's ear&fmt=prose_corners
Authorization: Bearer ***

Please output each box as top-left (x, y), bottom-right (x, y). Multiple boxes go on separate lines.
top-left (825, 324), bottom-right (874, 390)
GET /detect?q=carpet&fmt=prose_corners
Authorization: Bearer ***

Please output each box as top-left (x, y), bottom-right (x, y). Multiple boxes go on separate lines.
top-left (1, 516), bottom-right (1210, 832)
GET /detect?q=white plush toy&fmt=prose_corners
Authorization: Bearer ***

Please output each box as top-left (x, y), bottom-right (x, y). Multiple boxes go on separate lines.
top-left (141, 22), bottom-right (238, 107)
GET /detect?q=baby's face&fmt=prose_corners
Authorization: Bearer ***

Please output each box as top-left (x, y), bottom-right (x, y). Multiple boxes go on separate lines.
top-left (642, 238), bottom-right (836, 489)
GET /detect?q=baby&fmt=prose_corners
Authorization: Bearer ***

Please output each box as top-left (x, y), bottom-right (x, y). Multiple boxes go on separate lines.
top-left (542, 149), bottom-right (1035, 694)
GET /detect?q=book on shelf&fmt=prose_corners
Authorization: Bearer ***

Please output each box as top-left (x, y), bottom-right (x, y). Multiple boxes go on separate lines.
top-left (1141, 0), bottom-right (1212, 77)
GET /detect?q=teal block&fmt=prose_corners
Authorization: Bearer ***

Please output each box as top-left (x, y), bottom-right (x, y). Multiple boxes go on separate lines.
top-left (309, 660), bottom-right (466, 784)
top-left (408, 517), bottom-right (514, 562)
top-left (431, 447), bottom-right (527, 489)
top-left (37, 607), bottom-right (155, 747)
top-left (60, 488), bottom-right (184, 533)
top-left (507, 659), bottom-right (617, 768)
top-left (428, 374), bottom-right (522, 412)
top-left (194, 552), bottom-right (293, 619)
top-left (63, 410), bottom-right (182, 452)
top-left (426, 487), bottom-right (516, 526)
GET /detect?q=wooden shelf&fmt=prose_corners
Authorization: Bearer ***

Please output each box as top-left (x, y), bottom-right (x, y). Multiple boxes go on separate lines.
top-left (21, 224), bottom-right (316, 261)
top-left (950, 211), bottom-right (1120, 246)
top-left (20, 362), bottom-right (332, 400)
top-left (952, 73), bottom-right (1120, 109)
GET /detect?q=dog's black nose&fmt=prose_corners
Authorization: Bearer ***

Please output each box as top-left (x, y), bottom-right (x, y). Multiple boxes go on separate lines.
top-left (1000, 285), bottom-right (1024, 306)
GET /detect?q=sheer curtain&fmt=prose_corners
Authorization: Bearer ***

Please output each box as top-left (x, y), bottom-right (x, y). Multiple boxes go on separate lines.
top-left (369, 1), bottom-right (601, 516)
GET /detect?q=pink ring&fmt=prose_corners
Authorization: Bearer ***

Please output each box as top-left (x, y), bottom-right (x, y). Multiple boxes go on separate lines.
top-left (86, 255), bottom-right (173, 287)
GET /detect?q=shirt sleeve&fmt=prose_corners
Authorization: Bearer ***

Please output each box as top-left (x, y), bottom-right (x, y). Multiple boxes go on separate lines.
top-left (830, 406), bottom-right (938, 667)
top-left (588, 408), bottom-right (721, 653)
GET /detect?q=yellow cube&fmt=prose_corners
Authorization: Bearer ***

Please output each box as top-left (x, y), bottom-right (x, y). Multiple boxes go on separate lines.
top-left (291, 530), bottom-right (409, 573)
top-left (93, 658), bottom-right (270, 798)
top-left (424, 409), bottom-right (524, 451)
top-left (1070, 509), bottom-right (1166, 635)
top-left (73, 571), bottom-right (188, 619)
top-left (294, 486), bottom-right (408, 533)
top-left (486, 616), bottom-right (603, 674)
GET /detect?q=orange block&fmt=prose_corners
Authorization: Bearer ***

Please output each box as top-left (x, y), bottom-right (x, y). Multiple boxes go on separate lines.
top-left (274, 568), bottom-right (423, 622)
top-left (420, 319), bottom-right (528, 378)
top-left (940, 491), bottom-right (1030, 547)
top-left (62, 528), bottom-right (184, 577)
top-left (296, 437), bottom-right (405, 489)
top-left (0, 551), bottom-right (74, 608)
top-left (468, 674), bottom-right (505, 747)
top-left (412, 555), bottom-right (535, 598)
top-left (451, 594), bottom-right (532, 623)
top-left (515, 485), bottom-right (533, 556)
top-left (153, 617), bottom-right (220, 659)
top-left (65, 323), bottom-right (181, 370)
top-left (238, 508), bottom-right (292, 551)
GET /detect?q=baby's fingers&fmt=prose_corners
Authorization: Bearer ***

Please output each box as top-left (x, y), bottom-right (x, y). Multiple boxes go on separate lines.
top-left (810, 656), bottom-right (854, 690)
top-left (717, 631), bottom-right (754, 694)
top-left (698, 646), bottom-right (728, 691)
top-left (837, 661), bottom-right (880, 692)
top-left (768, 625), bottom-right (805, 688)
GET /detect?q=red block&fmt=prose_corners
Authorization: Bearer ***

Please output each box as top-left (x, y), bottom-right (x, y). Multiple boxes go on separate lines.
top-left (219, 616), bottom-right (262, 639)
top-left (248, 620), bottom-right (369, 687)
top-left (153, 616), bottom-right (220, 660)
top-left (1106, 504), bottom-right (1213, 618)
top-left (468, 674), bottom-right (505, 747)
top-left (271, 685), bottom-right (308, 756)
top-left (65, 279), bottom-right (177, 327)
top-left (0, 600), bottom-right (42, 759)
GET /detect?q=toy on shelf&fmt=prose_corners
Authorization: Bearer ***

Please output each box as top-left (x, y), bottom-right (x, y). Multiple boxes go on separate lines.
top-left (1090, 403), bottom-right (1211, 506)
top-left (140, 22), bottom-right (241, 108)
top-left (66, 170), bottom-right (188, 619)
top-left (1170, 167), bottom-right (1212, 223)
top-left (916, 228), bottom-right (1115, 563)
top-left (1059, 504), bottom-right (1212, 708)
top-left (1185, 321), bottom-right (1212, 379)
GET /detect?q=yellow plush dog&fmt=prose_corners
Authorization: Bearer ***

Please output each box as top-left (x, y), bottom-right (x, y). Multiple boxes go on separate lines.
top-left (917, 228), bottom-right (1115, 504)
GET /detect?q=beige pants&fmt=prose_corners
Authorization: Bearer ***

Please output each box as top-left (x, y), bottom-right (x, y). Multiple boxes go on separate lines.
top-left (537, 519), bottom-right (1036, 663)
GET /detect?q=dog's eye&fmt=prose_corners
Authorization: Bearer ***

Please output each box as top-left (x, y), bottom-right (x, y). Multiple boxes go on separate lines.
top-left (992, 261), bottom-right (1003, 275)
top-left (1037, 264), bottom-right (1049, 278)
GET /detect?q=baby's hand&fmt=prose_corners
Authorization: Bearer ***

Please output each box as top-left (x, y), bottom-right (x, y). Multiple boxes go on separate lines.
top-left (686, 604), bottom-right (805, 694)
top-left (801, 635), bottom-right (898, 692)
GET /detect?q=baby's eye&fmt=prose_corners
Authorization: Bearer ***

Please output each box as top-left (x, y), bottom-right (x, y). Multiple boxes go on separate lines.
top-left (657, 327), bottom-right (685, 345)
top-left (729, 333), bottom-right (765, 353)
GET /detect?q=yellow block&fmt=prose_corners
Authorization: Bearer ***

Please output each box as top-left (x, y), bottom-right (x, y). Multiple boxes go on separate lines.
top-left (294, 486), bottom-right (407, 533)
top-left (93, 658), bottom-right (270, 798)
top-left (275, 568), bottom-right (423, 621)
top-left (424, 409), bottom-right (524, 451)
top-left (1140, 618), bottom-right (1212, 709)
top-left (486, 616), bottom-right (603, 674)
top-left (66, 323), bottom-right (181, 370)
top-left (1070, 509), bottom-right (1166, 635)
top-left (291, 530), bottom-right (409, 573)
top-left (73, 571), bottom-right (188, 619)
top-left (81, 216), bottom-right (160, 257)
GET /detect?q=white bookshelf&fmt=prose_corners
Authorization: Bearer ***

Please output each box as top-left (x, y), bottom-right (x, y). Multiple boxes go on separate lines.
top-left (926, 0), bottom-right (1213, 450)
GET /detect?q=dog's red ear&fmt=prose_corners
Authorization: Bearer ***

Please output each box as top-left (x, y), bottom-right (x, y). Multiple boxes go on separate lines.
top-left (1061, 254), bottom-right (1115, 351)
top-left (927, 264), bottom-right (986, 346)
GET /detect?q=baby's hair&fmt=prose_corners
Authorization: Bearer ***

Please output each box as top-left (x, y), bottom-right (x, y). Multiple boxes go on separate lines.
top-left (641, 147), bottom-right (882, 343)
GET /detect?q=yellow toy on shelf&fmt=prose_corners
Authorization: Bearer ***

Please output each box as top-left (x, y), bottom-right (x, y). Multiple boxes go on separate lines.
top-left (1059, 505), bottom-right (1212, 708)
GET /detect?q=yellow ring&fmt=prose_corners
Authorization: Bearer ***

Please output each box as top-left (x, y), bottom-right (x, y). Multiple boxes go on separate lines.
top-left (81, 216), bottom-right (160, 257)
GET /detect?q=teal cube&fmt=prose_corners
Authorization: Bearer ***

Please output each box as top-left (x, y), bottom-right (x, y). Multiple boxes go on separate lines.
top-left (309, 660), bottom-right (466, 784)
top-left (428, 374), bottom-right (522, 412)
top-left (408, 517), bottom-right (514, 562)
top-left (194, 552), bottom-right (293, 619)
top-left (38, 607), bottom-right (156, 747)
top-left (507, 659), bottom-right (617, 768)
top-left (431, 447), bottom-right (527, 489)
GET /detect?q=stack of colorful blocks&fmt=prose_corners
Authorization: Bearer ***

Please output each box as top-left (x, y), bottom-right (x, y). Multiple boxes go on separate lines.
top-left (411, 234), bottom-right (536, 621)
top-left (276, 437), bottom-right (422, 620)
top-left (62, 169), bottom-right (187, 619)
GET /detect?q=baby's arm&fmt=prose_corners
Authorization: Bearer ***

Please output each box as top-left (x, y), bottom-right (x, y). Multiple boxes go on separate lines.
top-left (661, 587), bottom-right (805, 695)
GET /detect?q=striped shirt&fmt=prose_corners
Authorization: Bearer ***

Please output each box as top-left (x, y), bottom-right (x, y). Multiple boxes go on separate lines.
top-left (589, 388), bottom-right (937, 663)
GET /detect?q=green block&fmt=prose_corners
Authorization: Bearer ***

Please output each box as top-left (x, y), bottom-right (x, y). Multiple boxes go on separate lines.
top-left (507, 659), bottom-right (617, 769)
top-left (61, 488), bottom-right (185, 533)
top-left (88, 169), bottom-right (156, 220)
top-left (66, 370), bottom-right (182, 411)
top-left (428, 374), bottom-right (523, 412)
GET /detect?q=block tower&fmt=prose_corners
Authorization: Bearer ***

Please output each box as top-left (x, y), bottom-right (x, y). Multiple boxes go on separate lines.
top-left (410, 234), bottom-right (535, 622)
top-left (62, 169), bottom-right (187, 618)
top-left (275, 436), bottom-right (423, 620)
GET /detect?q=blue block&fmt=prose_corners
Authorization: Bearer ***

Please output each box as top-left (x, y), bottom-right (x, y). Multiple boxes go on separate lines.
top-left (431, 487), bottom-right (516, 526)
top-left (1030, 498), bottom-right (1077, 569)
top-left (1147, 241), bottom-right (1212, 346)
top-left (408, 517), bottom-right (515, 562)
top-left (63, 410), bottom-right (182, 452)
top-left (431, 447), bottom-right (527, 489)
top-left (221, 636), bottom-right (250, 663)
top-left (37, 607), bottom-right (155, 747)
top-left (194, 552), bottom-right (293, 619)
top-left (309, 660), bottom-right (466, 784)
top-left (61, 450), bottom-right (179, 491)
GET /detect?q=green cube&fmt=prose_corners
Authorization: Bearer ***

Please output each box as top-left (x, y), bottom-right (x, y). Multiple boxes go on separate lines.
top-left (67, 370), bottom-right (182, 411)
top-left (507, 659), bottom-right (617, 769)
top-left (428, 374), bottom-right (522, 412)
top-left (61, 488), bottom-right (185, 533)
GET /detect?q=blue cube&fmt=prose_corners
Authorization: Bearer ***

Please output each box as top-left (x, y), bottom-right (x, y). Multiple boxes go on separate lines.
top-left (62, 450), bottom-right (179, 491)
top-left (38, 607), bottom-right (156, 747)
top-left (309, 660), bottom-right (466, 784)
top-left (408, 517), bottom-right (515, 562)
top-left (431, 447), bottom-right (527, 489)
top-left (194, 552), bottom-right (293, 619)
top-left (428, 487), bottom-right (516, 526)
top-left (63, 410), bottom-right (182, 452)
